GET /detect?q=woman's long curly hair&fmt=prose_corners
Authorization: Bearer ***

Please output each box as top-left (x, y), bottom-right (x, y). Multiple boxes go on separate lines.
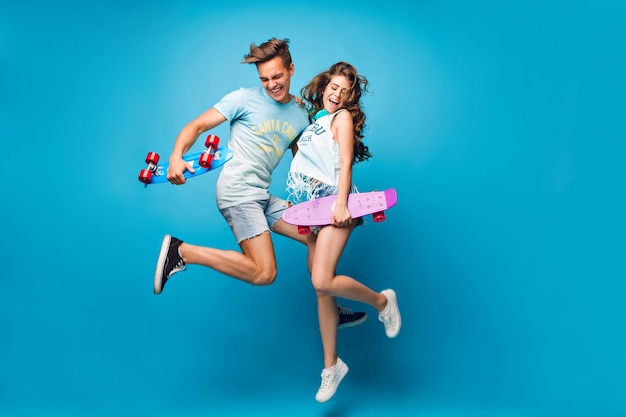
top-left (300, 62), bottom-right (372, 163)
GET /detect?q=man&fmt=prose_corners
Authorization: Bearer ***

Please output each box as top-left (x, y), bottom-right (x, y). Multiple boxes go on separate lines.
top-left (153, 38), bottom-right (366, 329)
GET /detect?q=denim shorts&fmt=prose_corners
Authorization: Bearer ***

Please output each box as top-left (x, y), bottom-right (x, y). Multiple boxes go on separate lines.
top-left (219, 195), bottom-right (289, 243)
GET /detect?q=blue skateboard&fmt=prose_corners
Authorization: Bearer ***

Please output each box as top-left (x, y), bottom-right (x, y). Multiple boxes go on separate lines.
top-left (138, 134), bottom-right (233, 186)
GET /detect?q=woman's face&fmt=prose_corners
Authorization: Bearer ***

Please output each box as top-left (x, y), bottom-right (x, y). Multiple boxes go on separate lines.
top-left (322, 75), bottom-right (350, 113)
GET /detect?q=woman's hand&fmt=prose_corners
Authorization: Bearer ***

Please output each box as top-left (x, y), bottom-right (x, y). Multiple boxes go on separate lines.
top-left (331, 202), bottom-right (352, 227)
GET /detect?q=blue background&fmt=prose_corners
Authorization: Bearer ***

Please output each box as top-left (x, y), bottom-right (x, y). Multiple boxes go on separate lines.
top-left (1, 1), bottom-right (624, 416)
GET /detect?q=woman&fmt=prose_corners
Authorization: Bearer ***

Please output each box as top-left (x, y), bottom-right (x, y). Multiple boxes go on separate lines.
top-left (287, 62), bottom-right (402, 402)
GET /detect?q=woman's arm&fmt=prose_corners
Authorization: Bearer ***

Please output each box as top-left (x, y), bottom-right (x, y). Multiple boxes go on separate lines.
top-left (331, 110), bottom-right (355, 227)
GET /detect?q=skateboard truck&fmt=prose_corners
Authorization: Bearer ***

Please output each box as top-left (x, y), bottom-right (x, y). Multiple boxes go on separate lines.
top-left (138, 152), bottom-right (160, 185)
top-left (199, 134), bottom-right (220, 168)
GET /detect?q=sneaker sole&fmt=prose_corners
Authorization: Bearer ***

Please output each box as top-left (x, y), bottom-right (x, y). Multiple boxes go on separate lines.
top-left (153, 234), bottom-right (171, 294)
top-left (337, 313), bottom-right (368, 330)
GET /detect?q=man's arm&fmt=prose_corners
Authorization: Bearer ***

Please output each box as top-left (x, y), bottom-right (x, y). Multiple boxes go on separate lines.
top-left (167, 107), bottom-right (227, 184)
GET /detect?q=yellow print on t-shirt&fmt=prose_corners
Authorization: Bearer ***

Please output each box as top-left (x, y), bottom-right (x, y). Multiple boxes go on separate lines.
top-left (258, 134), bottom-right (285, 157)
top-left (251, 119), bottom-right (299, 141)
top-left (252, 119), bottom-right (299, 157)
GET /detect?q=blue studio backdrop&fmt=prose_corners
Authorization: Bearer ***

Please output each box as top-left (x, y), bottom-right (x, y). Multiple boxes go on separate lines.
top-left (1, 1), bottom-right (624, 416)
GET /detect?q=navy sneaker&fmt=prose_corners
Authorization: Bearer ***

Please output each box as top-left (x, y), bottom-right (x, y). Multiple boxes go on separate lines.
top-left (154, 235), bottom-right (186, 294)
top-left (338, 306), bottom-right (367, 329)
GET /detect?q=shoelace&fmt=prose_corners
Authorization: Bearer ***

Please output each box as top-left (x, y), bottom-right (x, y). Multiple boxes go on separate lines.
top-left (379, 309), bottom-right (394, 324)
top-left (339, 307), bottom-right (355, 316)
top-left (168, 259), bottom-right (185, 278)
top-left (319, 370), bottom-right (334, 391)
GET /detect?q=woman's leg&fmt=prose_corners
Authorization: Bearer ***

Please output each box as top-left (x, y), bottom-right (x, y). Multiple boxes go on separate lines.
top-left (318, 293), bottom-right (339, 368)
top-left (311, 222), bottom-right (402, 344)
top-left (309, 222), bottom-right (401, 402)
top-left (311, 222), bottom-right (388, 313)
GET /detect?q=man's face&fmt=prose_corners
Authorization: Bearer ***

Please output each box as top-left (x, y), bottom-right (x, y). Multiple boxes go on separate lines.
top-left (257, 56), bottom-right (294, 104)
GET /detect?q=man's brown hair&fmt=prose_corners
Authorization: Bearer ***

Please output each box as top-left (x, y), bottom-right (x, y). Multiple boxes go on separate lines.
top-left (242, 37), bottom-right (292, 69)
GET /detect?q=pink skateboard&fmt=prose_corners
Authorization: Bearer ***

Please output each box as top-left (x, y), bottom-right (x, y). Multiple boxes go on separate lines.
top-left (282, 188), bottom-right (398, 234)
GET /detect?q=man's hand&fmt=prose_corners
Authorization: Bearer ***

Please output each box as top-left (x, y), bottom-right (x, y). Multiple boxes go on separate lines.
top-left (167, 156), bottom-right (195, 185)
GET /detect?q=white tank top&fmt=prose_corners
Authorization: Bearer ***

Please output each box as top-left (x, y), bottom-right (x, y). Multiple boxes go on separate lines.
top-left (289, 110), bottom-right (343, 185)
top-left (287, 110), bottom-right (357, 203)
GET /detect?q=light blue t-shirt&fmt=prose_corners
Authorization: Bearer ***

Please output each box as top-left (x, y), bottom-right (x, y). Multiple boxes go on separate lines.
top-left (213, 87), bottom-right (309, 209)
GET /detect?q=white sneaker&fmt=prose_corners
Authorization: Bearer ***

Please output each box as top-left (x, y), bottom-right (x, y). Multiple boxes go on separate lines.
top-left (315, 358), bottom-right (349, 403)
top-left (379, 289), bottom-right (401, 338)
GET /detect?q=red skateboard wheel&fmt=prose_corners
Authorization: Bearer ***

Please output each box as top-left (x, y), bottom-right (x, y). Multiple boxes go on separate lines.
top-left (138, 169), bottom-right (153, 184)
top-left (145, 152), bottom-right (159, 165)
top-left (199, 152), bottom-right (213, 168)
top-left (205, 134), bottom-right (220, 149)
top-left (200, 134), bottom-right (220, 168)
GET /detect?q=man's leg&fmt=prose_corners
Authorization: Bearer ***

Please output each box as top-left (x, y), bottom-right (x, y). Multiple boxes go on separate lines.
top-left (154, 200), bottom-right (283, 293)
top-left (185, 231), bottom-right (278, 285)
top-left (270, 217), bottom-right (310, 246)
top-left (153, 231), bottom-right (279, 294)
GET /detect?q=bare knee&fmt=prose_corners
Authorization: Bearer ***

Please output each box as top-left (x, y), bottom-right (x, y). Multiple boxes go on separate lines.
top-left (311, 274), bottom-right (332, 295)
top-left (250, 267), bottom-right (277, 286)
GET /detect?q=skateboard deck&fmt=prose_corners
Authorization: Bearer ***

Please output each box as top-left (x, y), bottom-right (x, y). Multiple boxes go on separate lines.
top-left (282, 188), bottom-right (398, 234)
top-left (138, 134), bottom-right (233, 186)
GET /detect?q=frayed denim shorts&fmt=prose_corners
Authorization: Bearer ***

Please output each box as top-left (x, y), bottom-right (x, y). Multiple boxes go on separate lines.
top-left (219, 195), bottom-right (289, 244)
